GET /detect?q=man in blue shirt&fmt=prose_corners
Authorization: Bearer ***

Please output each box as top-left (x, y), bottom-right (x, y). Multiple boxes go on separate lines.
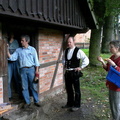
top-left (7, 35), bottom-right (40, 108)
top-left (7, 33), bottom-right (21, 101)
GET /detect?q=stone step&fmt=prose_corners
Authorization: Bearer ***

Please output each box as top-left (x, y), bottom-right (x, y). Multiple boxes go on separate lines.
top-left (2, 103), bottom-right (44, 120)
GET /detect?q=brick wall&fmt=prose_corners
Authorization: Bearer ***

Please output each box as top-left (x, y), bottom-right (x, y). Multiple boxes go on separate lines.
top-left (38, 28), bottom-right (64, 94)
top-left (74, 30), bottom-right (91, 43)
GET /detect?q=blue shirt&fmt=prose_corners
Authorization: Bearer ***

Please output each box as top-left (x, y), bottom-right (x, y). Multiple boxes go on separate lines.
top-left (9, 46), bottom-right (40, 68)
top-left (9, 39), bottom-right (19, 54)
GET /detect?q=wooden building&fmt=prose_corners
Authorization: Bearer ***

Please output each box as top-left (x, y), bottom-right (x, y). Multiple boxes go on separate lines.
top-left (0, 0), bottom-right (97, 103)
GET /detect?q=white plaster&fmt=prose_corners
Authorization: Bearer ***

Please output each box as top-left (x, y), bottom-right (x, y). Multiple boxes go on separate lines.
top-left (0, 77), bottom-right (3, 103)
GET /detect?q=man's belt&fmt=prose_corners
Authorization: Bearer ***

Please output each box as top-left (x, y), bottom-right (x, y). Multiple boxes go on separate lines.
top-left (65, 68), bottom-right (75, 71)
top-left (23, 66), bottom-right (34, 68)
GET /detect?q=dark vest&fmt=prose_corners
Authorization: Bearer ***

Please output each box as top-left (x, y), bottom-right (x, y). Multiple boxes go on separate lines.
top-left (65, 47), bottom-right (80, 69)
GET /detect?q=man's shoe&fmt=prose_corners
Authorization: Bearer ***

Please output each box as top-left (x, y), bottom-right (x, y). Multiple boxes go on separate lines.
top-left (71, 107), bottom-right (80, 112)
top-left (9, 97), bottom-right (13, 101)
top-left (23, 103), bottom-right (31, 109)
top-left (62, 105), bottom-right (72, 108)
top-left (34, 102), bottom-right (41, 107)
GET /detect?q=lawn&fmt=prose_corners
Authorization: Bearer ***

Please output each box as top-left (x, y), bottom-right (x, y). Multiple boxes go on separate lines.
top-left (81, 49), bottom-right (112, 120)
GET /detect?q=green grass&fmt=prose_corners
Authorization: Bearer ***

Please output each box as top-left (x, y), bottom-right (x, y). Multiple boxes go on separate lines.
top-left (82, 49), bottom-right (89, 56)
top-left (82, 49), bottom-right (111, 58)
top-left (81, 49), bottom-right (112, 120)
top-left (100, 53), bottom-right (111, 59)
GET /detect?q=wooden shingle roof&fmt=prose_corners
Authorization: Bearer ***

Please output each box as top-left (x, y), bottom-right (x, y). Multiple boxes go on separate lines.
top-left (0, 0), bottom-right (98, 33)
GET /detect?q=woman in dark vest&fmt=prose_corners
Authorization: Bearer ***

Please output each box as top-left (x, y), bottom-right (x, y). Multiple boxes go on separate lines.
top-left (62, 36), bottom-right (89, 111)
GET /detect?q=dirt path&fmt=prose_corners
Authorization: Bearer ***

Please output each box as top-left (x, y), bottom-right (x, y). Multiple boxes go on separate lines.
top-left (3, 91), bottom-right (111, 120)
top-left (41, 92), bottom-right (96, 120)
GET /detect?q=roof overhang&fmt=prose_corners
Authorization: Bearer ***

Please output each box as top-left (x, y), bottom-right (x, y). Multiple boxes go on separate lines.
top-left (79, 0), bottom-right (99, 29)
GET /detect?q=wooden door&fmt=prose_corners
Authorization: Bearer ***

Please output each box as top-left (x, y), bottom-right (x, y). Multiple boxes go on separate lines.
top-left (0, 23), bottom-right (8, 102)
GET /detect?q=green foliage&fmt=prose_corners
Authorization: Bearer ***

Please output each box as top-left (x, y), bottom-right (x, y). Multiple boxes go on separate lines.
top-left (89, 0), bottom-right (94, 7)
top-left (89, 0), bottom-right (120, 24)
top-left (105, 0), bottom-right (120, 16)
top-left (90, 0), bottom-right (106, 24)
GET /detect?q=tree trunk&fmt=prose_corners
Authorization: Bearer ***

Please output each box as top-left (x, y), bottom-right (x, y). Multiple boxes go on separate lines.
top-left (116, 15), bottom-right (120, 40)
top-left (101, 16), bottom-right (114, 53)
top-left (89, 28), bottom-right (102, 66)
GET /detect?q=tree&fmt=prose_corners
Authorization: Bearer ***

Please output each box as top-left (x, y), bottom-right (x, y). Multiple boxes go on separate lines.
top-left (89, 0), bottom-right (120, 66)
top-left (101, 16), bottom-right (114, 53)
top-left (89, 0), bottom-right (105, 66)
top-left (114, 15), bottom-right (120, 40)
top-left (101, 0), bottom-right (120, 53)
top-left (89, 28), bottom-right (102, 66)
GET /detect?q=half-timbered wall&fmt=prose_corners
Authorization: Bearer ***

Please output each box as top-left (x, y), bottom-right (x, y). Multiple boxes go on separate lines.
top-left (38, 28), bottom-right (63, 98)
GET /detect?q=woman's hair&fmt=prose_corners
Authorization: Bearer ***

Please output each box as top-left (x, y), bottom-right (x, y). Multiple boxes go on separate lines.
top-left (109, 40), bottom-right (120, 51)
top-left (21, 35), bottom-right (30, 43)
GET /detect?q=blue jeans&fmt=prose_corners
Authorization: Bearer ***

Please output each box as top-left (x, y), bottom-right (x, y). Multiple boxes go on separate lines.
top-left (20, 67), bottom-right (39, 104)
top-left (8, 60), bottom-right (21, 98)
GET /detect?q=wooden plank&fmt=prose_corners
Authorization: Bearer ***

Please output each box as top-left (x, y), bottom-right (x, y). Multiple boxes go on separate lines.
top-left (63, 0), bottom-right (66, 23)
top-left (69, 0), bottom-right (72, 25)
top-left (74, 0), bottom-right (77, 26)
top-left (53, 0), bottom-right (56, 22)
top-left (40, 60), bottom-right (62, 68)
top-left (77, 1), bottom-right (80, 27)
top-left (65, 0), bottom-right (68, 24)
top-left (60, 0), bottom-right (63, 23)
top-left (25, 0), bottom-right (31, 16)
top-left (75, 0), bottom-right (77, 26)
top-left (47, 0), bottom-right (50, 21)
top-left (57, 0), bottom-right (60, 23)
top-left (42, 0), bottom-right (47, 20)
top-left (48, 0), bottom-right (53, 22)
top-left (3, 76), bottom-right (9, 103)
top-left (77, 2), bottom-right (81, 27)
top-left (31, 0), bottom-right (37, 17)
top-left (72, 0), bottom-right (75, 25)
top-left (0, 0), bottom-right (2, 5)
top-left (0, 35), bottom-right (7, 76)
top-left (0, 103), bottom-right (11, 111)
top-left (56, 0), bottom-right (58, 22)
top-left (18, 0), bottom-right (25, 14)
top-left (67, 0), bottom-right (70, 25)
top-left (0, 0), bottom-right (5, 11)
top-left (9, 0), bottom-right (17, 12)
top-left (2, 0), bottom-right (9, 10)
top-left (0, 106), bottom-right (17, 117)
top-left (37, 0), bottom-right (43, 19)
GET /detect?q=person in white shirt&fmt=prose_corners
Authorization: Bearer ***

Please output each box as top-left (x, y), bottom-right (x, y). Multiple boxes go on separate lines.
top-left (62, 36), bottom-right (89, 111)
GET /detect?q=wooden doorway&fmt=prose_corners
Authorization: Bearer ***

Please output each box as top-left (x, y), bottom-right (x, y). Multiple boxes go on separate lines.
top-left (2, 22), bottom-right (39, 103)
